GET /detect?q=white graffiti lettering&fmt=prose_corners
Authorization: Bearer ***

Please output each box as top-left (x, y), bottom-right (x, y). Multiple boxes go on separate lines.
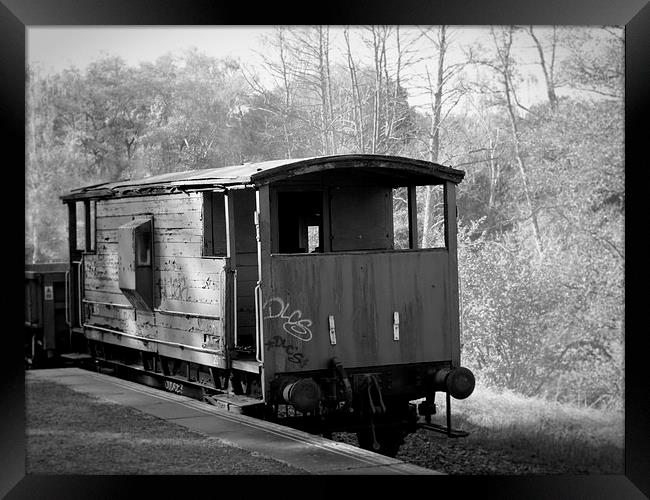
top-left (164, 380), bottom-right (183, 394)
top-left (263, 297), bottom-right (312, 342)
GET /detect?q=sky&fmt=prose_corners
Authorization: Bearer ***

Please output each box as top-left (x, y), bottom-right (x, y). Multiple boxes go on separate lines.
top-left (27, 26), bottom-right (622, 110)
top-left (27, 27), bottom-right (270, 73)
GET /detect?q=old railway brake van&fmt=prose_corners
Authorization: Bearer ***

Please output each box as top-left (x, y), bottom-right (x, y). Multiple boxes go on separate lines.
top-left (62, 154), bottom-right (475, 455)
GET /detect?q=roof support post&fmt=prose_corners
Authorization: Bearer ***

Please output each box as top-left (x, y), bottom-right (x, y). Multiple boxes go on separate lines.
top-left (444, 181), bottom-right (461, 367)
top-left (224, 190), bottom-right (237, 355)
top-left (256, 185), bottom-right (272, 400)
top-left (407, 185), bottom-right (419, 249)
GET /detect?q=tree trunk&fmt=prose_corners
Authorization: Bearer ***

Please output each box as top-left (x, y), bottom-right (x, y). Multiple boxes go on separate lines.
top-left (421, 26), bottom-right (447, 248)
top-left (528, 26), bottom-right (559, 110)
top-left (277, 29), bottom-right (294, 158)
top-left (493, 27), bottom-right (544, 258)
top-left (344, 28), bottom-right (365, 152)
top-left (318, 26), bottom-right (332, 155)
top-left (486, 129), bottom-right (501, 229)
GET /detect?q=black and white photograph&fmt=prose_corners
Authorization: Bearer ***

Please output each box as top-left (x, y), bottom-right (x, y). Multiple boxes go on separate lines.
top-left (13, 16), bottom-right (639, 489)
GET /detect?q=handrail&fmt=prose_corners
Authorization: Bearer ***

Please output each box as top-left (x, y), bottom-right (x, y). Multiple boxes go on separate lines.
top-left (254, 283), bottom-right (262, 363)
top-left (64, 270), bottom-right (70, 327)
top-left (82, 299), bottom-right (133, 309)
top-left (83, 323), bottom-right (223, 355)
top-left (232, 268), bottom-right (238, 347)
top-left (75, 258), bottom-right (84, 326)
top-left (153, 307), bottom-right (222, 321)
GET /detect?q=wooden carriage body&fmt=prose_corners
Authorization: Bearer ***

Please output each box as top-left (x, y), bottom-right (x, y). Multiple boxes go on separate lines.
top-left (62, 154), bottom-right (465, 402)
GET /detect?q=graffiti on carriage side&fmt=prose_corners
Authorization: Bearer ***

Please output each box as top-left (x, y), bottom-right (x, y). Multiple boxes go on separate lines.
top-left (262, 297), bottom-right (313, 342)
top-left (164, 380), bottom-right (184, 394)
top-left (201, 275), bottom-right (222, 291)
top-left (202, 334), bottom-right (224, 352)
top-left (264, 335), bottom-right (310, 368)
top-left (159, 275), bottom-right (189, 301)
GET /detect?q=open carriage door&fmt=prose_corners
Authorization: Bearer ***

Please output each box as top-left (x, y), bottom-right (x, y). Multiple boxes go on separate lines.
top-left (222, 188), bottom-right (263, 378)
top-left (66, 200), bottom-right (95, 350)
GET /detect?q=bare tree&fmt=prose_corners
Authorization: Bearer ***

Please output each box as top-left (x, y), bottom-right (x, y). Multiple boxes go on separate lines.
top-left (417, 26), bottom-right (467, 247)
top-left (343, 27), bottom-right (365, 152)
top-left (527, 26), bottom-right (560, 110)
top-left (469, 27), bottom-right (544, 258)
top-left (287, 26), bottom-right (337, 155)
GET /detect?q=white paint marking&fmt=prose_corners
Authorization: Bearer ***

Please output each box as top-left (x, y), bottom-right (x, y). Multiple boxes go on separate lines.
top-left (328, 315), bottom-right (337, 345)
top-left (263, 297), bottom-right (312, 342)
top-left (393, 312), bottom-right (400, 341)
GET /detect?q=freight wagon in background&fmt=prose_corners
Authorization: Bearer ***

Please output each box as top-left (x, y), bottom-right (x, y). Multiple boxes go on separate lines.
top-left (60, 154), bottom-right (475, 455)
top-left (24, 263), bottom-right (72, 366)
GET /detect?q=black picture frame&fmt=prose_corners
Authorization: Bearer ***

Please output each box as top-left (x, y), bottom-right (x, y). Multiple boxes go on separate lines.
top-left (4, 0), bottom-right (647, 498)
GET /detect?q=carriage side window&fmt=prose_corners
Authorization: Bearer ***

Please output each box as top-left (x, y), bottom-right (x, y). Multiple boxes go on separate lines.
top-left (118, 218), bottom-right (154, 310)
top-left (307, 225), bottom-right (320, 253)
top-left (203, 192), bottom-right (227, 257)
top-left (74, 200), bottom-right (96, 252)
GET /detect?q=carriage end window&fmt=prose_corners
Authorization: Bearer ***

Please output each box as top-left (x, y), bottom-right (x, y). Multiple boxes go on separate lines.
top-left (277, 191), bottom-right (323, 253)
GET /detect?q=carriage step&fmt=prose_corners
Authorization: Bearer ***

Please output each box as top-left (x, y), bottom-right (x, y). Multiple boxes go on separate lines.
top-left (203, 393), bottom-right (265, 415)
top-left (60, 353), bottom-right (93, 360)
top-left (418, 422), bottom-right (469, 438)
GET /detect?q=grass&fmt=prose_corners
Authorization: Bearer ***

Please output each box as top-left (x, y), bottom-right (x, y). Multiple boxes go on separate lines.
top-left (26, 379), bottom-right (306, 475)
top-left (430, 385), bottom-right (624, 474)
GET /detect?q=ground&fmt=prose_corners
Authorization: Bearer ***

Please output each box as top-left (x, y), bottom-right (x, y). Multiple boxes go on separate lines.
top-left (334, 386), bottom-right (625, 474)
top-left (25, 379), bottom-right (305, 475)
top-left (25, 376), bottom-right (624, 475)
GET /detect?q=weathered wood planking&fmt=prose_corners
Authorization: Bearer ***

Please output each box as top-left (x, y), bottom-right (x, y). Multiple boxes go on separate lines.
top-left (84, 289), bottom-right (133, 307)
top-left (156, 263), bottom-right (225, 307)
top-left (84, 295), bottom-right (225, 355)
top-left (85, 255), bottom-right (225, 283)
top-left (94, 241), bottom-right (204, 258)
top-left (85, 302), bottom-right (224, 343)
top-left (264, 250), bottom-right (452, 373)
top-left (97, 213), bottom-right (202, 231)
top-left (96, 228), bottom-right (204, 244)
top-left (85, 326), bottom-right (227, 369)
top-left (86, 274), bottom-right (222, 304)
top-left (82, 193), bottom-right (227, 363)
top-left (96, 193), bottom-right (203, 217)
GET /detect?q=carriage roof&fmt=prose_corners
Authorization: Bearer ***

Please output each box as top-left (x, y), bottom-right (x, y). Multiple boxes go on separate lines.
top-left (61, 154), bottom-right (464, 202)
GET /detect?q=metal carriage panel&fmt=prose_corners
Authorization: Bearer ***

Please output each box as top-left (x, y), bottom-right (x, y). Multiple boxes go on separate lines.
top-left (263, 250), bottom-right (453, 373)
